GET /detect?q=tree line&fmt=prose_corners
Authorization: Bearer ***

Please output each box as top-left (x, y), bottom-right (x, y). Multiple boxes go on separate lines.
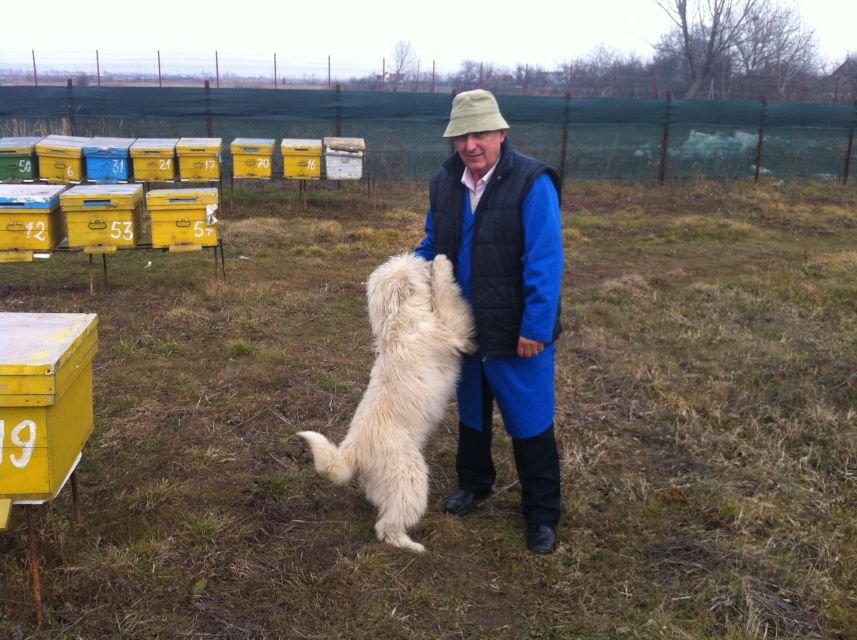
top-left (358, 0), bottom-right (856, 103)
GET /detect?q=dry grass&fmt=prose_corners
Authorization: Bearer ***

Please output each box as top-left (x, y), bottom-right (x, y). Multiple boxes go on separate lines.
top-left (1, 177), bottom-right (856, 639)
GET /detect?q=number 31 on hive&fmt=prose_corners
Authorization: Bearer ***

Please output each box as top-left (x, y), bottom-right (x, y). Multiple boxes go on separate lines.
top-left (0, 419), bottom-right (36, 469)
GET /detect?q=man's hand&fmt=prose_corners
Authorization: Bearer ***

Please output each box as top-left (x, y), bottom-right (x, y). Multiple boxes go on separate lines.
top-left (517, 336), bottom-right (545, 358)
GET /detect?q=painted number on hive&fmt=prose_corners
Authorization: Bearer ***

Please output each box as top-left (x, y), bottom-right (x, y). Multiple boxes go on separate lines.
top-left (307, 160), bottom-right (317, 170)
top-left (204, 160), bottom-right (216, 170)
top-left (0, 419), bottom-right (37, 469)
top-left (18, 159), bottom-right (31, 173)
top-left (159, 159), bottom-right (172, 170)
top-left (110, 221), bottom-right (133, 240)
top-left (25, 221), bottom-right (46, 241)
top-left (194, 221), bottom-right (215, 238)
top-left (257, 158), bottom-right (270, 168)
top-left (112, 160), bottom-right (125, 174)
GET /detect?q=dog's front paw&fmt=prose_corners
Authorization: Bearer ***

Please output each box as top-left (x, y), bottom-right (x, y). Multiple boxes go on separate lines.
top-left (432, 254), bottom-right (454, 283)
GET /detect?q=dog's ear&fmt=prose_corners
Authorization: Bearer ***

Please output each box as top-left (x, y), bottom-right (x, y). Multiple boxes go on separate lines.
top-left (367, 267), bottom-right (414, 340)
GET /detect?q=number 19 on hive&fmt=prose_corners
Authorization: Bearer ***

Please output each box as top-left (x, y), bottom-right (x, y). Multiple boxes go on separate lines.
top-left (0, 419), bottom-right (36, 469)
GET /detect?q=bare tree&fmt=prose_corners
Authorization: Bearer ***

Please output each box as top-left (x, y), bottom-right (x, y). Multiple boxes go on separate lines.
top-left (733, 0), bottom-right (819, 97)
top-left (390, 41), bottom-right (416, 90)
top-left (656, 0), bottom-right (760, 98)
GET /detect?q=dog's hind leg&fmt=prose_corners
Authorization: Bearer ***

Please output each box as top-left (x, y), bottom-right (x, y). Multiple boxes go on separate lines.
top-left (372, 459), bottom-right (429, 553)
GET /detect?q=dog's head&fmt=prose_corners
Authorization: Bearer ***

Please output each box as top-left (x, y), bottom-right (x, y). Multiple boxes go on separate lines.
top-left (366, 253), bottom-right (432, 347)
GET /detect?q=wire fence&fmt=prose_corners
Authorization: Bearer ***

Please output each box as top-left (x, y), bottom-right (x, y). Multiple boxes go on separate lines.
top-left (1, 86), bottom-right (855, 182)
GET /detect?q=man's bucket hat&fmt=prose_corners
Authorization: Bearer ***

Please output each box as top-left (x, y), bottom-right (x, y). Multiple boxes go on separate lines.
top-left (442, 89), bottom-right (510, 138)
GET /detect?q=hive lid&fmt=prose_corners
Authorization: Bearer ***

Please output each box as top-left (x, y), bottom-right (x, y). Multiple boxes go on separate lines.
top-left (36, 135), bottom-right (91, 151)
top-left (0, 184), bottom-right (66, 208)
top-left (146, 187), bottom-right (219, 206)
top-left (176, 138), bottom-right (222, 151)
top-left (60, 184), bottom-right (144, 208)
top-left (84, 137), bottom-right (135, 153)
top-left (0, 137), bottom-right (44, 153)
top-left (323, 137), bottom-right (365, 152)
top-left (281, 138), bottom-right (322, 149)
top-left (0, 313), bottom-right (98, 377)
top-left (131, 138), bottom-right (179, 149)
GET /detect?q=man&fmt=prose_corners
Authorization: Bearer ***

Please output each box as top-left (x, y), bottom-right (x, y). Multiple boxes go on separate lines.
top-left (415, 89), bottom-right (564, 554)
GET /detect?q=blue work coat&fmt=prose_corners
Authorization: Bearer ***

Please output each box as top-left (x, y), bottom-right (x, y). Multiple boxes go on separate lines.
top-left (416, 172), bottom-right (563, 438)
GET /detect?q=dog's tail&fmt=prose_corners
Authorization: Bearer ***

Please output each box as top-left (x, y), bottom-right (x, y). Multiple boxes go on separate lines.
top-left (295, 431), bottom-right (354, 485)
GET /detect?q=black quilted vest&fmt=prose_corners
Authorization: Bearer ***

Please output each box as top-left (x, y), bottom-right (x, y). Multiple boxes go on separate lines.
top-left (428, 140), bottom-right (563, 357)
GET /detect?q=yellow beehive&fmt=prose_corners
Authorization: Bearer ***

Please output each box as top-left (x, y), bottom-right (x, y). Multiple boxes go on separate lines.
top-left (146, 188), bottom-right (219, 251)
top-left (231, 138), bottom-right (274, 179)
top-left (0, 185), bottom-right (66, 262)
top-left (0, 313), bottom-right (98, 523)
top-left (130, 138), bottom-right (178, 182)
top-left (35, 135), bottom-right (91, 184)
top-left (176, 138), bottom-right (222, 181)
top-left (60, 184), bottom-right (144, 252)
top-left (281, 139), bottom-right (322, 179)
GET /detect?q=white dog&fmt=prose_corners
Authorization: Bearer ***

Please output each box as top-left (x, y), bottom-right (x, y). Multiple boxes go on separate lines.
top-left (297, 253), bottom-right (476, 552)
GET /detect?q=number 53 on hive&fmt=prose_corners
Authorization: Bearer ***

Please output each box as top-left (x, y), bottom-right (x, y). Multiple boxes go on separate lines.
top-left (0, 313), bottom-right (98, 530)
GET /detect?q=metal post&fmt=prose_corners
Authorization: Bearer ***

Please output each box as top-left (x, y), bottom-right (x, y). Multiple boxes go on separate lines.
top-left (70, 471), bottom-right (81, 525)
top-left (431, 60), bottom-right (436, 94)
top-left (566, 65), bottom-right (573, 96)
top-left (755, 96), bottom-right (768, 184)
top-left (205, 80), bottom-right (213, 137)
top-left (96, 49), bottom-right (101, 87)
top-left (88, 253), bottom-right (94, 295)
top-left (524, 64), bottom-right (529, 96)
top-left (659, 92), bottom-right (672, 185)
top-left (32, 50), bottom-right (38, 87)
top-left (215, 51), bottom-right (220, 89)
top-left (67, 79), bottom-right (76, 136)
top-left (559, 91), bottom-right (571, 183)
top-left (335, 83), bottom-right (342, 137)
top-left (328, 55), bottom-right (331, 90)
top-left (381, 58), bottom-right (385, 92)
top-left (844, 103), bottom-right (855, 185)
top-left (479, 62), bottom-right (483, 88)
top-left (26, 506), bottom-right (44, 626)
top-left (274, 53), bottom-right (278, 89)
top-left (158, 50), bottom-right (162, 88)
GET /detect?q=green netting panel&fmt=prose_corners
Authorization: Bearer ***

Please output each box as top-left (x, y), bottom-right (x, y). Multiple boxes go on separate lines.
top-left (766, 102), bottom-right (855, 129)
top-left (672, 99), bottom-right (763, 127)
top-left (567, 125), bottom-right (664, 180)
top-left (667, 125), bottom-right (760, 179)
top-left (1, 87), bottom-right (855, 181)
top-left (761, 128), bottom-right (852, 178)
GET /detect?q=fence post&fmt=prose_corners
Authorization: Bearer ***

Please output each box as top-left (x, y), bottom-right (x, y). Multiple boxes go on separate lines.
top-left (215, 51), bottom-right (220, 89)
top-left (274, 53), bottom-right (278, 89)
top-left (328, 55), bottom-right (331, 90)
top-left (96, 50), bottom-right (101, 87)
top-left (754, 96), bottom-right (768, 184)
top-left (843, 101), bottom-right (856, 185)
top-left (205, 80), bottom-right (213, 137)
top-left (523, 64), bottom-right (529, 96)
top-left (158, 50), bottom-right (163, 88)
top-left (659, 92), bottom-right (672, 185)
top-left (432, 60), bottom-right (436, 94)
top-left (66, 79), bottom-right (76, 136)
top-left (32, 50), bottom-right (38, 87)
top-left (559, 92), bottom-right (571, 183)
top-left (335, 83), bottom-right (342, 137)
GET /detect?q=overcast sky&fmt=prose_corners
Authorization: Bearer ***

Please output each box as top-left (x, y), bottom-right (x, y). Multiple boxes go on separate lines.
top-left (1, 0), bottom-right (853, 76)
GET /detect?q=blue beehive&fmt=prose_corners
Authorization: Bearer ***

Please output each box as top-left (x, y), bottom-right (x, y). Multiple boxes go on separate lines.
top-left (83, 137), bottom-right (136, 184)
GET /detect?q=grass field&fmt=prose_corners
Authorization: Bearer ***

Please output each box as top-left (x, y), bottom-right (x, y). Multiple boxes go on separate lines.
top-left (0, 178), bottom-right (855, 639)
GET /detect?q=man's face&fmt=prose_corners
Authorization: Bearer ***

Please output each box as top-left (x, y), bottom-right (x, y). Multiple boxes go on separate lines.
top-left (453, 130), bottom-right (506, 181)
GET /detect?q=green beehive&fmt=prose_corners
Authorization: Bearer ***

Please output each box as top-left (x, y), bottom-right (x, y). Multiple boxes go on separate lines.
top-left (0, 138), bottom-right (43, 182)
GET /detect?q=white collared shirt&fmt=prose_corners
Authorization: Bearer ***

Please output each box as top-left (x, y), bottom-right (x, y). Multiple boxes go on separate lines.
top-left (461, 163), bottom-right (498, 213)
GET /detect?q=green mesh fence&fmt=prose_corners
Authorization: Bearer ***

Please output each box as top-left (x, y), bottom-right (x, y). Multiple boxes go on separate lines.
top-left (1, 86), bottom-right (855, 181)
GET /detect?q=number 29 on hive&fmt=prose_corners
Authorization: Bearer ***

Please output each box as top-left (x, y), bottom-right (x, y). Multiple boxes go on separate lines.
top-left (0, 419), bottom-right (36, 469)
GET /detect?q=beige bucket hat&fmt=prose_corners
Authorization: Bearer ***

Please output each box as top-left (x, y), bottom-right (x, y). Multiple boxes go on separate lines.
top-left (442, 89), bottom-right (510, 138)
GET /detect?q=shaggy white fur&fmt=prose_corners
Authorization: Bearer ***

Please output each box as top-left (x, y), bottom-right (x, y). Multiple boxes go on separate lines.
top-left (297, 253), bottom-right (476, 552)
